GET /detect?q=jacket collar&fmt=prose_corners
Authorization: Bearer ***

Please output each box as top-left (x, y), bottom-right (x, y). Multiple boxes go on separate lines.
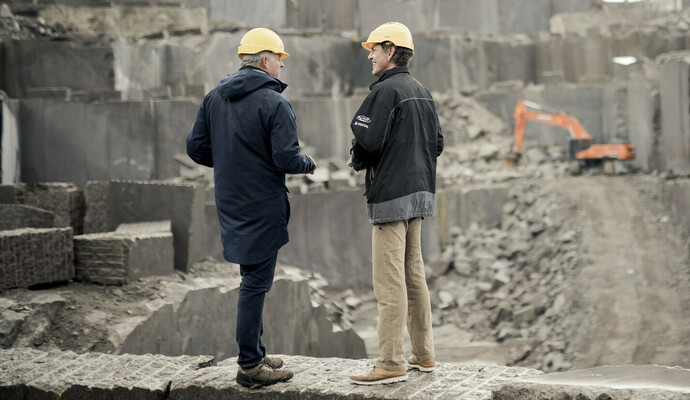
top-left (369, 66), bottom-right (409, 90)
top-left (239, 65), bottom-right (288, 92)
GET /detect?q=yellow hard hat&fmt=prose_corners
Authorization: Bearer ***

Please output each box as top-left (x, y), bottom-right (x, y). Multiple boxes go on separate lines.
top-left (237, 28), bottom-right (289, 60)
top-left (361, 22), bottom-right (414, 51)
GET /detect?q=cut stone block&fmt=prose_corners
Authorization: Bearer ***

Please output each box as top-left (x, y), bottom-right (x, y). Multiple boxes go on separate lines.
top-left (1, 98), bottom-right (20, 186)
top-left (115, 220), bottom-right (172, 235)
top-left (0, 183), bottom-right (84, 234)
top-left (278, 190), bottom-right (372, 290)
top-left (0, 204), bottom-right (54, 230)
top-left (18, 99), bottom-right (155, 187)
top-left (2, 39), bottom-right (114, 98)
top-left (0, 227), bottom-right (74, 290)
top-left (658, 51), bottom-right (690, 175)
top-left (74, 228), bottom-right (174, 285)
top-left (285, 0), bottom-right (357, 32)
top-left (83, 180), bottom-right (205, 272)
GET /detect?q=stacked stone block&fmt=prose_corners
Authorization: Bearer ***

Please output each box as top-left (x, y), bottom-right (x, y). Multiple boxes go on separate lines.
top-left (0, 204), bottom-right (53, 230)
top-left (0, 182), bottom-right (84, 234)
top-left (83, 180), bottom-right (206, 272)
top-left (0, 227), bottom-right (74, 290)
top-left (73, 225), bottom-right (174, 285)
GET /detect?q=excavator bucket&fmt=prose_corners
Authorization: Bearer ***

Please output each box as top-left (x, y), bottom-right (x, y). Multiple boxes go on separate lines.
top-left (502, 153), bottom-right (521, 170)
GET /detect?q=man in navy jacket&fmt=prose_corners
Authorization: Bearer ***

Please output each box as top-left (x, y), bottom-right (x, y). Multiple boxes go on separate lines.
top-left (186, 27), bottom-right (316, 388)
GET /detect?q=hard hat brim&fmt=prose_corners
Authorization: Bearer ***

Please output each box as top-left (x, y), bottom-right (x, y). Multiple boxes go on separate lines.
top-left (237, 51), bottom-right (290, 60)
top-left (361, 42), bottom-right (376, 51)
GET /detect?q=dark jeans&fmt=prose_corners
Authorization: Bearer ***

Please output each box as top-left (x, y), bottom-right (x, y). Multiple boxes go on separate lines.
top-left (236, 253), bottom-right (277, 369)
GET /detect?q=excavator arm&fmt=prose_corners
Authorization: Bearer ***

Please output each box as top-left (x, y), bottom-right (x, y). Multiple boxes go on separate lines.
top-left (504, 100), bottom-right (635, 173)
top-left (512, 100), bottom-right (594, 155)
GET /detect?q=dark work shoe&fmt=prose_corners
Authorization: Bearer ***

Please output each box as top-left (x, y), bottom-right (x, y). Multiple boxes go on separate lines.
top-left (236, 363), bottom-right (293, 388)
top-left (261, 355), bottom-right (284, 369)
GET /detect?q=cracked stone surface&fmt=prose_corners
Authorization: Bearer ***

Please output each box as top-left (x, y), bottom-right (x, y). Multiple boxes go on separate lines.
top-left (4, 348), bottom-right (688, 400)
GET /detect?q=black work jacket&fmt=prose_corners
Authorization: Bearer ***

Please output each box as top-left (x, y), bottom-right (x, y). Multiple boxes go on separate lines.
top-left (187, 66), bottom-right (314, 264)
top-left (350, 66), bottom-right (444, 224)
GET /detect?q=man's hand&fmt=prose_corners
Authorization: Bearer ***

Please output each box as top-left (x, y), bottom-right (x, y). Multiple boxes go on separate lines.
top-left (307, 155), bottom-right (317, 175)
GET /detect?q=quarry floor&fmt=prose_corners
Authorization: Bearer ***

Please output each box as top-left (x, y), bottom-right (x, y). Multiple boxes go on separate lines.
top-left (1, 175), bottom-right (689, 399)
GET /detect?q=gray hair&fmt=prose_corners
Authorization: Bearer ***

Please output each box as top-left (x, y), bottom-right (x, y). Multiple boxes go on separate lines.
top-left (241, 51), bottom-right (273, 67)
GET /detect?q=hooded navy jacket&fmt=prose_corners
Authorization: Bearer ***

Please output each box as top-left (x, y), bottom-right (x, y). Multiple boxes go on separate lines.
top-left (187, 66), bottom-right (315, 265)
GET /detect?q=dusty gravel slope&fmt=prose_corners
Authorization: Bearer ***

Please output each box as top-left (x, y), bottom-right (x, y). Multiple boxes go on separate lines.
top-left (549, 175), bottom-right (690, 369)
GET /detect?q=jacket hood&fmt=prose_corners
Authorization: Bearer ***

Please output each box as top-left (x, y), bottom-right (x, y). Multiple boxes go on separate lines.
top-left (218, 66), bottom-right (288, 100)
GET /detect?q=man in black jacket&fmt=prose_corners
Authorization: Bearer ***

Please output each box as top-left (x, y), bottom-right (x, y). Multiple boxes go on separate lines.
top-left (349, 22), bottom-right (443, 385)
top-left (186, 27), bottom-right (316, 388)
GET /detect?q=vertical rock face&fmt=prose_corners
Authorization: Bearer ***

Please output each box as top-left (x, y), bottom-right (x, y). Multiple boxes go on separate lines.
top-left (0, 227), bottom-right (73, 290)
top-left (116, 266), bottom-right (367, 361)
top-left (658, 52), bottom-right (690, 175)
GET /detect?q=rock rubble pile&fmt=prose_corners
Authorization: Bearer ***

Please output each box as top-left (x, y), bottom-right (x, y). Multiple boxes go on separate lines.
top-left (427, 180), bottom-right (584, 371)
top-left (0, 5), bottom-right (74, 40)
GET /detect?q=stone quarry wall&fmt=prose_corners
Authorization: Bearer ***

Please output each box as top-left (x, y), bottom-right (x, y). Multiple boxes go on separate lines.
top-left (5, 0), bottom-right (594, 35)
top-left (3, 6), bottom-right (689, 184)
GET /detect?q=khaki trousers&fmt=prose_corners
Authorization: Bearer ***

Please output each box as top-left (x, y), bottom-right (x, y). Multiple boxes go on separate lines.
top-left (372, 217), bottom-right (435, 371)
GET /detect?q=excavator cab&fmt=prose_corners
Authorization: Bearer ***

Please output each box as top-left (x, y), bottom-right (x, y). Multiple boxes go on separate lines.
top-left (503, 100), bottom-right (635, 175)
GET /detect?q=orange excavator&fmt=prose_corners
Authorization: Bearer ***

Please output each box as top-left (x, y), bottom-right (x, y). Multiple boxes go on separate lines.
top-left (503, 100), bottom-right (635, 175)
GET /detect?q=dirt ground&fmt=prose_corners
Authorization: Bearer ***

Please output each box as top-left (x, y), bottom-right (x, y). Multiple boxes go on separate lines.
top-left (556, 175), bottom-right (690, 369)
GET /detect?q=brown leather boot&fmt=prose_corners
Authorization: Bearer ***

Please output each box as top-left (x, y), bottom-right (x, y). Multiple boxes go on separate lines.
top-left (350, 367), bottom-right (408, 385)
top-left (408, 355), bottom-right (436, 372)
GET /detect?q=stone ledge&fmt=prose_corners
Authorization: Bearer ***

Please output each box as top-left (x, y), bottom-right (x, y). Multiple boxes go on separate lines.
top-left (492, 365), bottom-right (690, 400)
top-left (2, 348), bottom-right (688, 400)
top-left (0, 348), bottom-right (212, 400)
